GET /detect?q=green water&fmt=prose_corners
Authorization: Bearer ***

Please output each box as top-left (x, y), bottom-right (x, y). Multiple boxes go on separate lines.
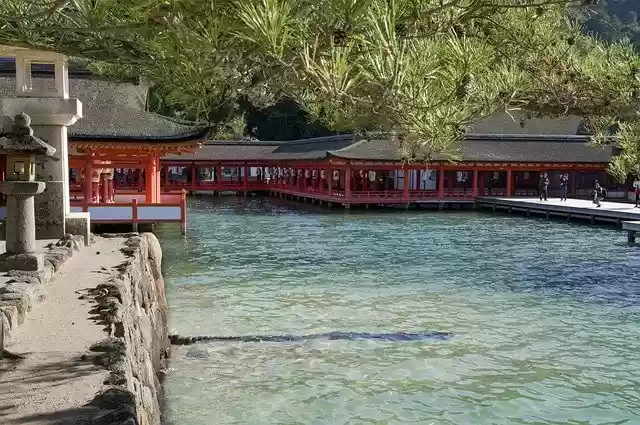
top-left (157, 197), bottom-right (640, 425)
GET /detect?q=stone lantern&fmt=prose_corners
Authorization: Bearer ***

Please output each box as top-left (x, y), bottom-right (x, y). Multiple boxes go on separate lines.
top-left (0, 113), bottom-right (57, 271)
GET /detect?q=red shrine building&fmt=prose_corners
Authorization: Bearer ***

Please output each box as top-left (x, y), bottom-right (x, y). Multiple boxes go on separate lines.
top-left (0, 63), bottom-right (628, 230)
top-left (163, 121), bottom-right (622, 207)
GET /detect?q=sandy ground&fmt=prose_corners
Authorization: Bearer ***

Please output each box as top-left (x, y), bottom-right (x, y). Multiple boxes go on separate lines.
top-left (0, 237), bottom-right (127, 425)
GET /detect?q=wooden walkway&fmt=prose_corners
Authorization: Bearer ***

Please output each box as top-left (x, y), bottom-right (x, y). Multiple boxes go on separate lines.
top-left (622, 221), bottom-right (640, 243)
top-left (477, 197), bottom-right (640, 226)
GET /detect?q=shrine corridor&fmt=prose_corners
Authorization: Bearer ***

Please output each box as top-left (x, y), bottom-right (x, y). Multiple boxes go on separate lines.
top-left (157, 197), bottom-right (640, 425)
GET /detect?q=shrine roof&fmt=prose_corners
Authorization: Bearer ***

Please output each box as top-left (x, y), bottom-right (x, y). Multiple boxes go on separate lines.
top-left (329, 135), bottom-right (614, 163)
top-left (164, 133), bottom-right (614, 164)
top-left (0, 73), bottom-right (209, 143)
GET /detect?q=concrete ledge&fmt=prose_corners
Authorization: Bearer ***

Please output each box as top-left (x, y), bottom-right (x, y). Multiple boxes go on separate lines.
top-left (0, 234), bottom-right (84, 342)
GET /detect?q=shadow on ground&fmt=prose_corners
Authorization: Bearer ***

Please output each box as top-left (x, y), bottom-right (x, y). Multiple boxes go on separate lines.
top-left (0, 354), bottom-right (101, 423)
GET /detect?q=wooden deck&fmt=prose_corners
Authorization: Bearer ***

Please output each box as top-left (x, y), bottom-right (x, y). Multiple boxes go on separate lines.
top-left (477, 197), bottom-right (640, 225)
top-left (622, 221), bottom-right (640, 243)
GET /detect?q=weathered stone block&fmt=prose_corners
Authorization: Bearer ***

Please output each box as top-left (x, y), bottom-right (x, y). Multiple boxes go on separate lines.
top-left (43, 247), bottom-right (73, 271)
top-left (35, 181), bottom-right (66, 240)
top-left (0, 279), bottom-right (38, 297)
top-left (0, 294), bottom-right (31, 323)
top-left (5, 269), bottom-right (46, 285)
top-left (65, 214), bottom-right (91, 247)
top-left (0, 305), bottom-right (18, 338)
top-left (0, 252), bottom-right (44, 272)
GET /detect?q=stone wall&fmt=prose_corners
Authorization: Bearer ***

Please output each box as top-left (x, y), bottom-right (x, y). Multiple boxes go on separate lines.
top-left (85, 233), bottom-right (170, 425)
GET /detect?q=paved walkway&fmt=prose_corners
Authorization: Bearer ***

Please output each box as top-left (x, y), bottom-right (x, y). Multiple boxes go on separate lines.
top-left (478, 197), bottom-right (640, 222)
top-left (0, 237), bottom-right (126, 425)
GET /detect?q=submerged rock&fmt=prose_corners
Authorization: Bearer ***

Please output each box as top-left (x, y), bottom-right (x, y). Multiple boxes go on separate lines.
top-left (186, 346), bottom-right (210, 358)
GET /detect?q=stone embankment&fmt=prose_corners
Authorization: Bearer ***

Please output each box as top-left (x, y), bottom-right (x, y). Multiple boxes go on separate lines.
top-left (0, 233), bottom-right (169, 425)
top-left (84, 233), bottom-right (170, 425)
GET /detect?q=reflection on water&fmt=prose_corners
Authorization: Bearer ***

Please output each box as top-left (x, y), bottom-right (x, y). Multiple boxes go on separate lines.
top-left (157, 197), bottom-right (640, 425)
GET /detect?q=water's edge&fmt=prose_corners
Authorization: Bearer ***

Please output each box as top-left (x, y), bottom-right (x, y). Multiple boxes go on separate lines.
top-left (90, 233), bottom-right (170, 425)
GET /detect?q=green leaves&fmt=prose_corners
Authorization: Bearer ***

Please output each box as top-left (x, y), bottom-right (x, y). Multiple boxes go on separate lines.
top-left (2, 0), bottom-right (640, 172)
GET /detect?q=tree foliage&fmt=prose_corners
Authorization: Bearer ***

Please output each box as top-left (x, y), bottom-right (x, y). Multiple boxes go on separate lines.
top-left (1, 0), bottom-right (640, 167)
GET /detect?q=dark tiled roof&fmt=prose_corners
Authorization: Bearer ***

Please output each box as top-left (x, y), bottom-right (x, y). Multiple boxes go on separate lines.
top-left (163, 141), bottom-right (282, 161)
top-left (164, 135), bottom-right (355, 161)
top-left (164, 134), bottom-right (613, 164)
top-left (330, 137), bottom-right (613, 163)
top-left (0, 76), bottom-right (208, 141)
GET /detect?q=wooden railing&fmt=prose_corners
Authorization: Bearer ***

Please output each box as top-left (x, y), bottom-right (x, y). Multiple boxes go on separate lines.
top-left (70, 190), bottom-right (188, 234)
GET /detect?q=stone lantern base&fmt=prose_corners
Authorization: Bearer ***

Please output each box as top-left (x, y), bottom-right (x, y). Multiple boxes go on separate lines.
top-left (0, 181), bottom-right (46, 272)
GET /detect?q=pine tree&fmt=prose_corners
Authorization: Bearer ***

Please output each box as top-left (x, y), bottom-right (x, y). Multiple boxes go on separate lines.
top-left (1, 0), bottom-right (640, 169)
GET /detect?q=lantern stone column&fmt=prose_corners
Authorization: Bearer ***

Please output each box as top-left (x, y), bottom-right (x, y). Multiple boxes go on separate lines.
top-left (0, 47), bottom-right (88, 244)
top-left (2, 181), bottom-right (45, 255)
top-left (0, 113), bottom-right (57, 272)
top-left (2, 97), bottom-right (82, 239)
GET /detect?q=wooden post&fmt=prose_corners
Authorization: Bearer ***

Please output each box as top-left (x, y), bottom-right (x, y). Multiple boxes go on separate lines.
top-left (344, 166), bottom-right (352, 204)
top-left (84, 157), bottom-right (93, 208)
top-left (438, 166), bottom-right (445, 200)
top-left (243, 164), bottom-right (249, 194)
top-left (155, 157), bottom-right (162, 200)
top-left (326, 169), bottom-right (332, 195)
top-left (145, 159), bottom-right (154, 203)
top-left (472, 169), bottom-right (478, 197)
top-left (132, 198), bottom-right (139, 233)
top-left (191, 163), bottom-right (197, 192)
top-left (403, 166), bottom-right (410, 201)
top-left (506, 168), bottom-right (513, 196)
top-left (181, 189), bottom-right (187, 235)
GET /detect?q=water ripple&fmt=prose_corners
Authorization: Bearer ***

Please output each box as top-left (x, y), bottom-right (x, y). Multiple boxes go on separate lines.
top-left (158, 198), bottom-right (640, 425)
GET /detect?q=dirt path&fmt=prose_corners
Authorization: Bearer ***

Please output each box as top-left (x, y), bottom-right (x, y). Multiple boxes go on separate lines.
top-left (0, 237), bottom-right (126, 425)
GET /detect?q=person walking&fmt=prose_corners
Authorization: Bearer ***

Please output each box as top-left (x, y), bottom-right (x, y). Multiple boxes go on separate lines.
top-left (539, 172), bottom-right (549, 201)
top-left (594, 180), bottom-right (605, 208)
top-left (559, 172), bottom-right (569, 202)
top-left (633, 177), bottom-right (640, 208)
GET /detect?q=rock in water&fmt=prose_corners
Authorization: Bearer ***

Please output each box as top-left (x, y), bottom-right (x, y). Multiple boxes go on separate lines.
top-left (186, 346), bottom-right (210, 358)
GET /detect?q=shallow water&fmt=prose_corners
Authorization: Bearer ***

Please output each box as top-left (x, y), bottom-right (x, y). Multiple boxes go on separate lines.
top-left (158, 197), bottom-right (640, 425)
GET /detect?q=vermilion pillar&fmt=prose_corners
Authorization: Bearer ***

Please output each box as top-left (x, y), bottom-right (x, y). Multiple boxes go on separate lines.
top-left (145, 159), bottom-right (154, 203)
top-left (191, 163), bottom-right (197, 192)
top-left (506, 168), bottom-right (513, 196)
top-left (438, 166), bottom-right (445, 200)
top-left (84, 158), bottom-right (93, 207)
top-left (472, 169), bottom-right (478, 197)
top-left (344, 167), bottom-right (352, 200)
top-left (153, 156), bottom-right (162, 202)
top-left (243, 164), bottom-right (249, 193)
top-left (403, 167), bottom-right (409, 201)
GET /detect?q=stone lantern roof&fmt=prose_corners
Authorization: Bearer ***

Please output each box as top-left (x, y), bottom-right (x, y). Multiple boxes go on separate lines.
top-left (0, 112), bottom-right (57, 157)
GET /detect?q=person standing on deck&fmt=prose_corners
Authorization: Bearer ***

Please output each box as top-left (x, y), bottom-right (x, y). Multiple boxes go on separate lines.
top-left (594, 180), bottom-right (604, 208)
top-left (539, 172), bottom-right (549, 201)
top-left (633, 177), bottom-right (640, 208)
top-left (559, 172), bottom-right (569, 202)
